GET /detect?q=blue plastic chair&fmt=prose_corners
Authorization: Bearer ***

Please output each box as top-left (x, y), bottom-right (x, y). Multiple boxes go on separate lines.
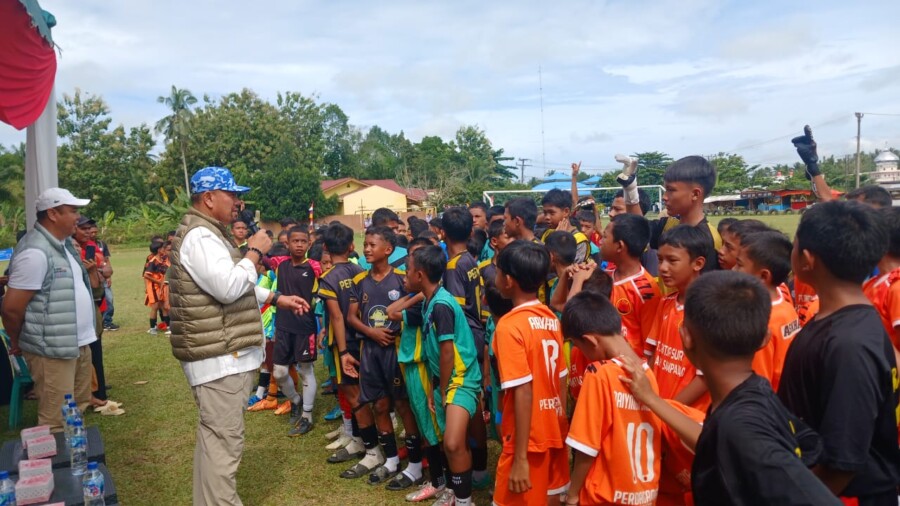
top-left (1, 329), bottom-right (33, 429)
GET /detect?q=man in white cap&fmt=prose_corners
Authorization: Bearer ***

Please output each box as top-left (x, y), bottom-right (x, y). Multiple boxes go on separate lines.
top-left (168, 166), bottom-right (307, 505)
top-left (1, 187), bottom-right (100, 431)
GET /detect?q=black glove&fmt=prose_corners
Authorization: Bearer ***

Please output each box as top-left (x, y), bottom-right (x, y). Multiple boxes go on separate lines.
top-left (790, 125), bottom-right (820, 180)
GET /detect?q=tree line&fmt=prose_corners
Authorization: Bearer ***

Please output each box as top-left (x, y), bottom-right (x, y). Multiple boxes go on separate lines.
top-left (0, 86), bottom-right (893, 228)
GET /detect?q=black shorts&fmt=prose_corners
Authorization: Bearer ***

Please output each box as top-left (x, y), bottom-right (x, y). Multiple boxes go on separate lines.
top-left (273, 328), bottom-right (317, 366)
top-left (334, 341), bottom-right (362, 386)
top-left (358, 340), bottom-right (407, 405)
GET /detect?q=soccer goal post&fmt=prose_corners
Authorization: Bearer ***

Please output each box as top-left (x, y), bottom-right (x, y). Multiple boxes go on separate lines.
top-left (482, 185), bottom-right (665, 213)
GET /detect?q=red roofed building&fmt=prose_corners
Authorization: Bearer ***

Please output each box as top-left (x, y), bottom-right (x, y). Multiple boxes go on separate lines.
top-left (321, 178), bottom-right (432, 216)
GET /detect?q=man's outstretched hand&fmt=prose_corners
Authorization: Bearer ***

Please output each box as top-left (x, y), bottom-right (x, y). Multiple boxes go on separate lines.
top-left (791, 125), bottom-right (821, 180)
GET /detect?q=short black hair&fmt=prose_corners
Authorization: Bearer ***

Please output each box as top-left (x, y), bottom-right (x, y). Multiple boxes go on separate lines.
top-left (717, 217), bottom-right (738, 235)
top-left (576, 210), bottom-right (596, 224)
top-left (496, 240), bottom-right (550, 293)
top-left (561, 291), bottom-right (623, 340)
top-left (583, 269), bottom-right (614, 299)
top-left (287, 225), bottom-right (309, 239)
top-left (409, 218), bottom-right (429, 238)
top-left (411, 245), bottom-right (446, 283)
top-left (468, 228), bottom-right (487, 258)
top-left (658, 224), bottom-right (709, 261)
top-left (796, 200), bottom-right (888, 283)
top-left (279, 217), bottom-right (298, 228)
top-left (505, 198), bottom-right (538, 230)
top-left (614, 188), bottom-right (652, 215)
top-left (372, 208), bottom-right (401, 227)
top-left (36, 209), bottom-right (49, 222)
top-left (741, 230), bottom-right (793, 286)
top-left (485, 283), bottom-right (514, 319)
top-left (487, 219), bottom-right (505, 240)
top-left (365, 225), bottom-right (397, 249)
top-left (882, 207), bottom-right (900, 257)
top-left (429, 217), bottom-right (443, 230)
top-left (469, 201), bottom-right (488, 213)
top-left (442, 207), bottom-right (473, 242)
top-left (418, 230), bottom-right (440, 244)
top-left (543, 231), bottom-right (576, 266)
top-left (322, 223), bottom-right (355, 256)
top-left (610, 214), bottom-right (651, 257)
top-left (728, 219), bottom-right (771, 243)
top-left (489, 205), bottom-right (505, 218)
top-left (664, 155), bottom-right (716, 197)
top-left (845, 185), bottom-right (892, 208)
top-left (396, 234), bottom-right (409, 249)
top-left (307, 241), bottom-right (325, 262)
top-left (408, 236), bottom-right (436, 251)
top-left (541, 189), bottom-right (572, 210)
top-left (684, 270), bottom-right (770, 358)
top-left (149, 238), bottom-right (165, 254)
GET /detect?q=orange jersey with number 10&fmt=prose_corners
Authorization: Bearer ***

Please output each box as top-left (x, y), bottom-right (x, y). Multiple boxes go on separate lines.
top-left (567, 359), bottom-right (662, 505)
top-left (610, 267), bottom-right (662, 358)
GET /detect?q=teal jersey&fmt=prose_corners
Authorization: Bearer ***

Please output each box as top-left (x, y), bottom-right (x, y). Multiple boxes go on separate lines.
top-left (357, 246), bottom-right (408, 272)
top-left (479, 241), bottom-right (494, 262)
top-left (398, 300), bottom-right (425, 364)
top-left (257, 271), bottom-right (276, 339)
top-left (422, 287), bottom-right (482, 390)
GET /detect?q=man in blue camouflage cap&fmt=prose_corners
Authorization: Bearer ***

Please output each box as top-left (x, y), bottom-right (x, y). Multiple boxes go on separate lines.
top-left (168, 166), bottom-right (308, 505)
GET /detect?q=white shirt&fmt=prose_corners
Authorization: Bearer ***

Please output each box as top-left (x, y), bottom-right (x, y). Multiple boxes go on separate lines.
top-left (177, 226), bottom-right (270, 387)
top-left (8, 244), bottom-right (97, 348)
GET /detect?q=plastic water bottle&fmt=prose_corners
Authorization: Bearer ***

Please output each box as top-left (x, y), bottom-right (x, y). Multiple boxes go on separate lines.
top-left (64, 401), bottom-right (82, 446)
top-left (0, 470), bottom-right (15, 506)
top-left (61, 393), bottom-right (73, 419)
top-left (82, 461), bottom-right (105, 506)
top-left (70, 419), bottom-right (88, 476)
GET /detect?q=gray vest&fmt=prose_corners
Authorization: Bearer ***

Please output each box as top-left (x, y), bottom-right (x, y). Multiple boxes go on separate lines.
top-left (12, 223), bottom-right (93, 359)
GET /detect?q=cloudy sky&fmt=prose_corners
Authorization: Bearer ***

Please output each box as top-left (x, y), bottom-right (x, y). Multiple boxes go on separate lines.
top-left (3, 0), bottom-right (899, 180)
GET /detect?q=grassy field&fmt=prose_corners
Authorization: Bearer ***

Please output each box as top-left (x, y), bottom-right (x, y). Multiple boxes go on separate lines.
top-left (0, 246), bottom-right (499, 505)
top-left (0, 213), bottom-right (801, 504)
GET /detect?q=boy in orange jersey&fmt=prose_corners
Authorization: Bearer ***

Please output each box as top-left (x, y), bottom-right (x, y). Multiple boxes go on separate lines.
top-left (732, 230), bottom-right (800, 391)
top-left (600, 213), bottom-right (661, 357)
top-left (561, 291), bottom-right (662, 506)
top-left (646, 225), bottom-right (710, 411)
top-left (492, 240), bottom-right (570, 506)
top-left (623, 271), bottom-right (841, 505)
top-left (864, 207), bottom-right (900, 352)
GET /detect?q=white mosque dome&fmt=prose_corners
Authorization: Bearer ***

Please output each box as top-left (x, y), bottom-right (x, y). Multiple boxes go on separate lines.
top-left (875, 150), bottom-right (899, 163)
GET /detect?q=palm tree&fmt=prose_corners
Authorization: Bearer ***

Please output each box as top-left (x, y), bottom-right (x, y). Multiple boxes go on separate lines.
top-left (155, 86), bottom-right (197, 194)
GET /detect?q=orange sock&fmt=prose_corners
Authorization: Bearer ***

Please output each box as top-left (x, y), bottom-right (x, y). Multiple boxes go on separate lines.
top-left (266, 375), bottom-right (278, 401)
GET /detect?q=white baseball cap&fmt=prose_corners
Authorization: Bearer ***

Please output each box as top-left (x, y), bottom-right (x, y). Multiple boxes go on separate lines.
top-left (35, 187), bottom-right (91, 212)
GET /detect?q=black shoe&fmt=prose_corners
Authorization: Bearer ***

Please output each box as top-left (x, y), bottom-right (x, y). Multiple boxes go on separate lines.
top-left (104, 323), bottom-right (120, 331)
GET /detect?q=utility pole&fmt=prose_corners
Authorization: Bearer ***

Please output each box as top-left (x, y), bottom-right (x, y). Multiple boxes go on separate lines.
top-left (855, 112), bottom-right (863, 189)
top-left (518, 158), bottom-right (531, 184)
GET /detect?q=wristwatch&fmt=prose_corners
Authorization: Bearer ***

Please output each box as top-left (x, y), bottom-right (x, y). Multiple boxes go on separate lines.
top-left (271, 291), bottom-right (282, 306)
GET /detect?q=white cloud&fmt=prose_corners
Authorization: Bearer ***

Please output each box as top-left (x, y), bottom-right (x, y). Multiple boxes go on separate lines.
top-left (2, 0), bottom-right (899, 180)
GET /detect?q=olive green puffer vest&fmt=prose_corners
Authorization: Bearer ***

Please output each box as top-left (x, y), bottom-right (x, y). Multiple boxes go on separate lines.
top-left (167, 209), bottom-right (263, 362)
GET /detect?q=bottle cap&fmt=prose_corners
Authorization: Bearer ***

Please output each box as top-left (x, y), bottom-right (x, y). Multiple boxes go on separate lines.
top-left (68, 401), bottom-right (77, 407)
top-left (87, 462), bottom-right (98, 470)
top-left (73, 420), bottom-right (83, 427)
top-left (64, 393), bottom-right (73, 399)
top-left (0, 471), bottom-right (7, 479)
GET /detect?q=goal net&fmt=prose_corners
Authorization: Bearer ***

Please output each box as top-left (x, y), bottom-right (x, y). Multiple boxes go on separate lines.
top-left (482, 185), bottom-right (665, 215)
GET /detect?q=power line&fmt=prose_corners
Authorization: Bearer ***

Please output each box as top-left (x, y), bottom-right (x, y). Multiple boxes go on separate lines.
top-left (858, 112), bottom-right (900, 117)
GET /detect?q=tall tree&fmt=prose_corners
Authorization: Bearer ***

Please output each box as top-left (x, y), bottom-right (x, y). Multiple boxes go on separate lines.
top-left (632, 151), bottom-right (673, 189)
top-left (155, 85), bottom-right (197, 194)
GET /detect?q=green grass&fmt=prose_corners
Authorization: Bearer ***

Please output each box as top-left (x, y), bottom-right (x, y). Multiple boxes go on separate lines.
top-left (1, 246), bottom-right (496, 505)
top-left (0, 213), bottom-right (801, 504)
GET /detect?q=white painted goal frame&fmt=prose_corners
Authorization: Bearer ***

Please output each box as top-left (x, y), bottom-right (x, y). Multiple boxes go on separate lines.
top-left (483, 185), bottom-right (665, 209)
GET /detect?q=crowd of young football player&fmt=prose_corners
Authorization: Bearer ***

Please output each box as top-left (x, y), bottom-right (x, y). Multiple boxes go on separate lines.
top-left (241, 128), bottom-right (900, 506)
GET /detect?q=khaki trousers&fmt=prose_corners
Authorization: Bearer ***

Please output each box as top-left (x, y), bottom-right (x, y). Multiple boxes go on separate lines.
top-left (23, 345), bottom-right (92, 432)
top-left (191, 371), bottom-right (253, 506)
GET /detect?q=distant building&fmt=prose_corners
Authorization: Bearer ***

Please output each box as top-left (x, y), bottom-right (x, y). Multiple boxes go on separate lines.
top-left (872, 150), bottom-right (900, 205)
top-left (321, 178), bottom-right (431, 216)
